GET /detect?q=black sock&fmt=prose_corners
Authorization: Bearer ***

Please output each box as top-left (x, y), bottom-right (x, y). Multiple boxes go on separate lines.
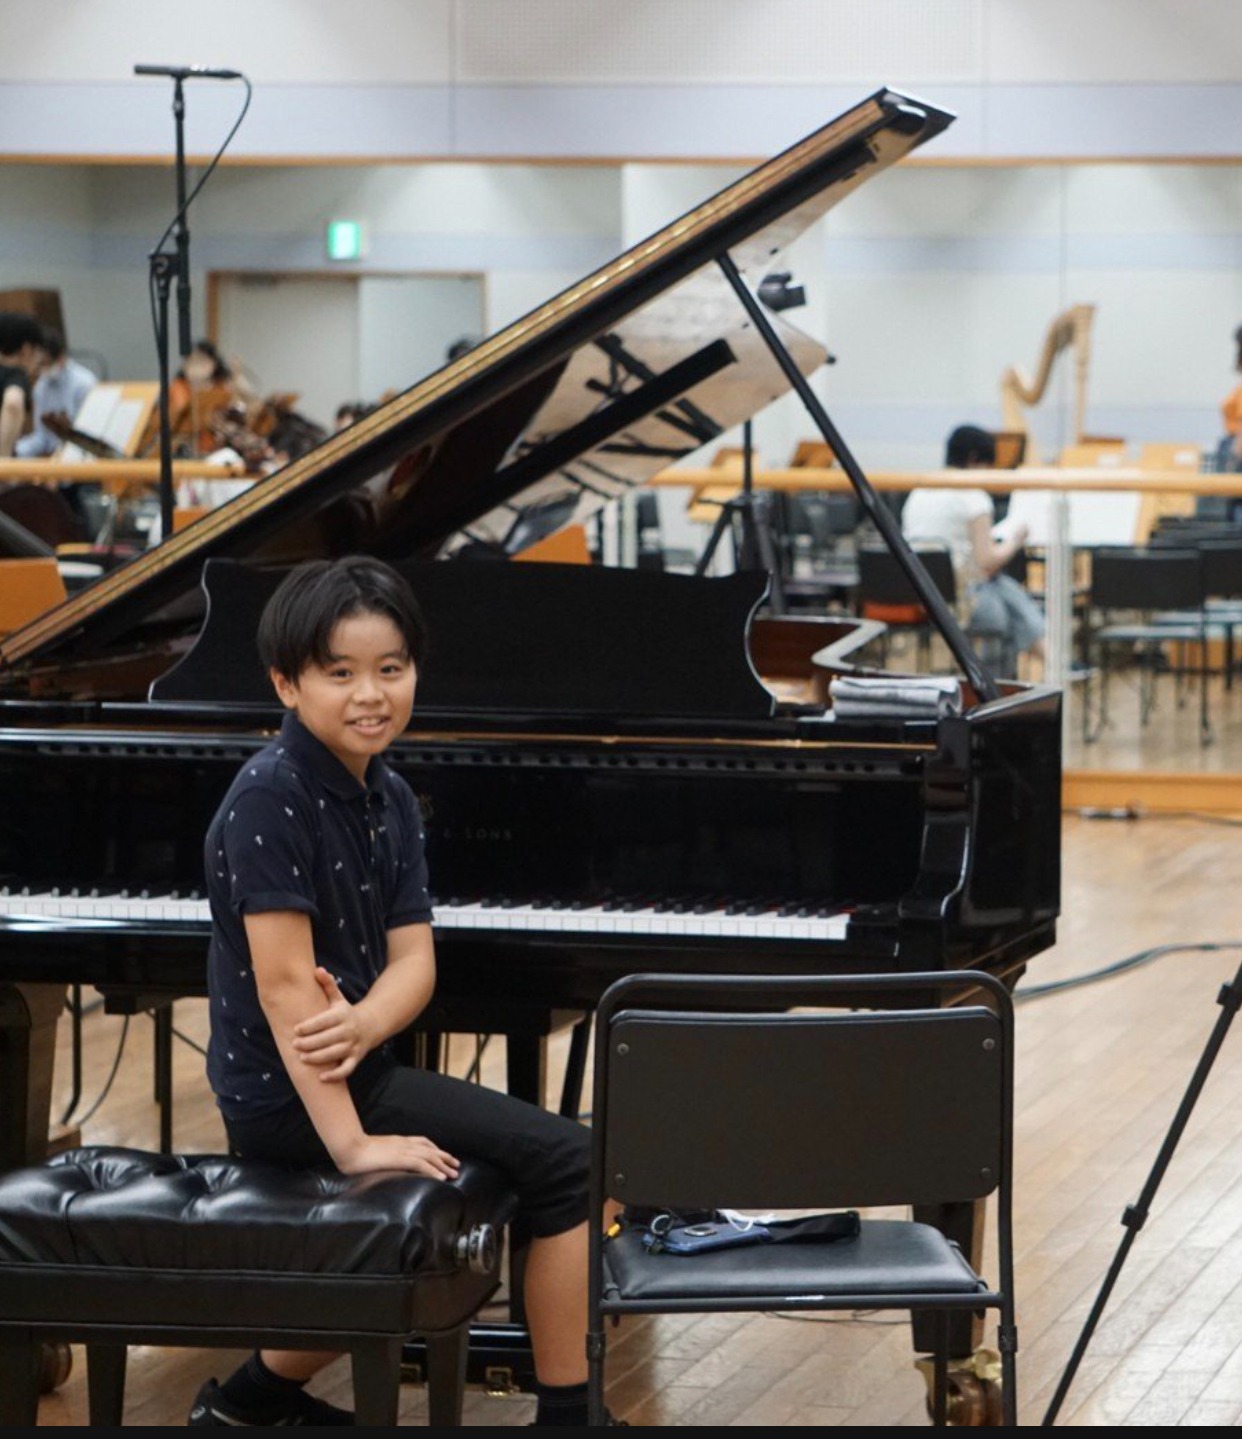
top-left (534, 1379), bottom-right (589, 1426)
top-left (218, 1351), bottom-right (308, 1410)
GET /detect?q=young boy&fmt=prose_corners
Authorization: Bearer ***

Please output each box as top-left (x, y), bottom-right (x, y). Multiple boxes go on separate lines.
top-left (193, 556), bottom-right (605, 1427)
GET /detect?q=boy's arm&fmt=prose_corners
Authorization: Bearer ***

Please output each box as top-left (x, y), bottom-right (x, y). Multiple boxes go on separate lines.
top-left (292, 923), bottom-right (436, 1081)
top-left (245, 910), bottom-right (456, 1179)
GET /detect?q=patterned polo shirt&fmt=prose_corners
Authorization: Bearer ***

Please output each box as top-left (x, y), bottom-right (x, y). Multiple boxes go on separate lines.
top-left (204, 711), bottom-right (432, 1119)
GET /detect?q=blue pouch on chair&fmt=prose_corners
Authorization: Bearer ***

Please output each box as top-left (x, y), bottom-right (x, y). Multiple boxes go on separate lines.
top-left (641, 1208), bottom-right (859, 1255)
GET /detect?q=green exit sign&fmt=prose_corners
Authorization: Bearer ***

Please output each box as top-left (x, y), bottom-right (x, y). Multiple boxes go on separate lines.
top-left (325, 220), bottom-right (365, 261)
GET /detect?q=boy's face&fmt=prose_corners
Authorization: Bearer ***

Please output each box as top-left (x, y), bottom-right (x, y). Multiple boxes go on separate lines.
top-left (270, 611), bottom-right (416, 782)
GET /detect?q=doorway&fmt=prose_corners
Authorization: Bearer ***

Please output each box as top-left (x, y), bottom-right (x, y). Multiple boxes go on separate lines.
top-left (209, 271), bottom-right (486, 432)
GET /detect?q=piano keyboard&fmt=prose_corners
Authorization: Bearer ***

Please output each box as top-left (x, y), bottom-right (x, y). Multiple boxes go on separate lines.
top-left (0, 886), bottom-right (850, 943)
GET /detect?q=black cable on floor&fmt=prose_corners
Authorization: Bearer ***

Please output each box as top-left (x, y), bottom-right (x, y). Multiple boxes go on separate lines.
top-left (71, 1015), bottom-right (131, 1126)
top-left (172, 1026), bottom-right (207, 1057)
top-left (1015, 942), bottom-right (1242, 1003)
top-left (1069, 806), bottom-right (1242, 828)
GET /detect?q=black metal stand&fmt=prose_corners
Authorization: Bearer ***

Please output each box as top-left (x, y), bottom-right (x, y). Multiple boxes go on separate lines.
top-left (150, 251), bottom-right (178, 541)
top-left (1042, 956), bottom-right (1242, 1425)
top-left (148, 74), bottom-right (195, 542)
top-left (694, 419), bottom-right (787, 615)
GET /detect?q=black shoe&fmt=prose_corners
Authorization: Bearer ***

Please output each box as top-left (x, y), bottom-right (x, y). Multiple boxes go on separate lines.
top-left (188, 1377), bottom-right (354, 1426)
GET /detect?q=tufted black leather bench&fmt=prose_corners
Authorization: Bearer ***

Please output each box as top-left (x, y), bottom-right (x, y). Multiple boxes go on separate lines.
top-left (0, 1146), bottom-right (518, 1426)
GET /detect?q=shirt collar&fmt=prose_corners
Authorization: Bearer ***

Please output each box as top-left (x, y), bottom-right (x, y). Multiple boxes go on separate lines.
top-left (278, 711), bottom-right (388, 802)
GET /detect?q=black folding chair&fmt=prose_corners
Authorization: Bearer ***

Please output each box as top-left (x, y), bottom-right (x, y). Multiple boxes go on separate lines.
top-left (856, 545), bottom-right (1017, 676)
top-left (1086, 546), bottom-right (1211, 744)
top-left (587, 971), bottom-right (1017, 1427)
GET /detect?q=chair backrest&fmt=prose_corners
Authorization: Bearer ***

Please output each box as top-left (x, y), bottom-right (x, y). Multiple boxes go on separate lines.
top-left (787, 492), bottom-right (859, 549)
top-left (1059, 440), bottom-right (1127, 469)
top-left (1139, 441), bottom-right (1203, 472)
top-left (992, 431), bottom-right (1027, 470)
top-left (856, 545), bottom-right (955, 610)
top-left (594, 972), bottom-right (1009, 1216)
top-left (1149, 517), bottom-right (1234, 548)
top-left (1200, 539), bottom-right (1242, 599)
top-left (0, 556), bottom-right (68, 635)
top-left (1090, 547), bottom-right (1203, 611)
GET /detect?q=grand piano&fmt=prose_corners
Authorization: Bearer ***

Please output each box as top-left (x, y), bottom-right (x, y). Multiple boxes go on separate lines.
top-left (0, 88), bottom-right (1059, 1392)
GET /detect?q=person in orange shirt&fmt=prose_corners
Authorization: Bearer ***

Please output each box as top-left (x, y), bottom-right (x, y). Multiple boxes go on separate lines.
top-left (1218, 325), bottom-right (1242, 471)
top-left (168, 339), bottom-right (240, 455)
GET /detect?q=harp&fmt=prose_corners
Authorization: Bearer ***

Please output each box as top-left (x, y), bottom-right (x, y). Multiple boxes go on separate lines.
top-left (999, 303), bottom-right (1096, 459)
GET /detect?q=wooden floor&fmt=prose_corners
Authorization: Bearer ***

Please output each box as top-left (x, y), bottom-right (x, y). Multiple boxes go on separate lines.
top-left (29, 810), bottom-right (1242, 1426)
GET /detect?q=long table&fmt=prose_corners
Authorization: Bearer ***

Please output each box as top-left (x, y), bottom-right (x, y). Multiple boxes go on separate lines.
top-left (1, 458), bottom-right (245, 496)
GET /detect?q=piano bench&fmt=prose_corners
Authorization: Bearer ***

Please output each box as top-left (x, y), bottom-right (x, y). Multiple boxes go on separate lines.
top-left (0, 1145), bottom-right (518, 1427)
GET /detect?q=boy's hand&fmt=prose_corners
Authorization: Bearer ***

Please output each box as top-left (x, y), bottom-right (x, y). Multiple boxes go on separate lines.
top-left (292, 967), bottom-right (375, 1081)
top-left (338, 1134), bottom-right (460, 1180)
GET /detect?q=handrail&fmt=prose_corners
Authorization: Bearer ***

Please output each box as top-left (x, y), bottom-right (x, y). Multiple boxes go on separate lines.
top-left (650, 464), bottom-right (1242, 497)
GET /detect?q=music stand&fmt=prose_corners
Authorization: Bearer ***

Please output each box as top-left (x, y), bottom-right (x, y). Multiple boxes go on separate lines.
top-left (693, 420), bottom-right (787, 614)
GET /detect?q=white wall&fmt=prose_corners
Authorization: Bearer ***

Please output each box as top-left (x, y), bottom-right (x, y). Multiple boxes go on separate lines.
top-left (4, 153), bottom-right (1240, 477)
top-left (0, 160), bottom-right (620, 385)
top-left (2, 16), bottom-right (1240, 476)
top-left (2, 2), bottom-right (1242, 160)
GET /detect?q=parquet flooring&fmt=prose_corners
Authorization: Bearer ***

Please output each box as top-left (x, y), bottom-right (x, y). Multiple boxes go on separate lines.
top-left (29, 809), bottom-right (1242, 1425)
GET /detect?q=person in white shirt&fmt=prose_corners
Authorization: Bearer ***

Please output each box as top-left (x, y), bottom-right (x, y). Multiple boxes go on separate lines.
top-left (900, 425), bottom-right (1045, 661)
top-left (14, 326), bottom-right (97, 458)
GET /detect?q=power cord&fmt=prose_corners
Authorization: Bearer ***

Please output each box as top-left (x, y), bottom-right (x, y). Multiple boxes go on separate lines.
top-left (1015, 942), bottom-right (1242, 1003)
top-left (1070, 806), bottom-right (1242, 828)
top-left (69, 1015), bottom-right (131, 1127)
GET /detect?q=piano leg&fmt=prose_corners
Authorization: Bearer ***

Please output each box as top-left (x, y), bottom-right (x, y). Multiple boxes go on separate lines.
top-left (911, 1198), bottom-right (1004, 1425)
top-left (911, 1197), bottom-right (984, 1356)
top-left (0, 981), bottom-right (67, 1174)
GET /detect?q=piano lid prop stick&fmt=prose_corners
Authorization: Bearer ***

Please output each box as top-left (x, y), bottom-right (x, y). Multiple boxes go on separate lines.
top-left (715, 250), bottom-right (1000, 704)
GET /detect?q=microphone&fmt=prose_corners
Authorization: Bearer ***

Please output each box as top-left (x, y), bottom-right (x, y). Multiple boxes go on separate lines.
top-left (134, 63), bottom-right (242, 80)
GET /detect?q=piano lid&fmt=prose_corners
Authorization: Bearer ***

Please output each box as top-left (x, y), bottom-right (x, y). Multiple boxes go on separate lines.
top-left (0, 88), bottom-right (953, 683)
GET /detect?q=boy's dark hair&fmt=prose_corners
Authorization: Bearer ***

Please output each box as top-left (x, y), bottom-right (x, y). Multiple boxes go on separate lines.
top-left (257, 556), bottom-right (428, 680)
top-left (944, 424), bottom-right (997, 469)
top-left (0, 312), bottom-right (45, 357)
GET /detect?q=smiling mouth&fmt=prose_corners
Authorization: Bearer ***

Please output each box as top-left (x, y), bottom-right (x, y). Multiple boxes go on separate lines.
top-left (349, 716), bottom-right (390, 732)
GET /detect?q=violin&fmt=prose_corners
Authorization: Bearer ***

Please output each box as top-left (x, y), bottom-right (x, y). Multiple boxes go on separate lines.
top-left (41, 411), bottom-right (122, 461)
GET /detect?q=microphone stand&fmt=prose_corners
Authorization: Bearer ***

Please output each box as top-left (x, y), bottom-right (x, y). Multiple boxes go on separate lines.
top-left (149, 74), bottom-right (194, 542)
top-left (694, 419), bottom-right (787, 614)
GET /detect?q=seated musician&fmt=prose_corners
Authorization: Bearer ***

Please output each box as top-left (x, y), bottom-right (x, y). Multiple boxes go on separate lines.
top-left (170, 339), bottom-right (245, 455)
top-left (901, 424), bottom-right (1046, 662)
top-left (193, 557), bottom-right (617, 1429)
top-left (0, 312), bottom-right (48, 458)
top-left (333, 398), bottom-right (376, 432)
top-left (1217, 324), bottom-right (1242, 492)
top-left (13, 325), bottom-right (96, 458)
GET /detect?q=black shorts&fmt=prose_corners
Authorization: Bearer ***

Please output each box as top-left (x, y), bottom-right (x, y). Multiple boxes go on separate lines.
top-left (223, 1059), bottom-right (590, 1239)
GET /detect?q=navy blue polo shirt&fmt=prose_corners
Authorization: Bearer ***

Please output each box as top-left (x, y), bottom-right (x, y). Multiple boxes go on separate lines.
top-left (204, 711), bottom-right (432, 1119)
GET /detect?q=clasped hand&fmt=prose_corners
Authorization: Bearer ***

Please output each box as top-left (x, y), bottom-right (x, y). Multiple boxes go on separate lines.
top-left (292, 966), bottom-right (373, 1081)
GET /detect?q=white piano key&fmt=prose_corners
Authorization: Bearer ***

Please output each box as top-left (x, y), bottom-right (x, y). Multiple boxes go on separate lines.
top-left (0, 885), bottom-right (850, 943)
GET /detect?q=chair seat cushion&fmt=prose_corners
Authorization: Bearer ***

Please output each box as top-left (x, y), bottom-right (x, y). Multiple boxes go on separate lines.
top-left (601, 1218), bottom-right (985, 1304)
